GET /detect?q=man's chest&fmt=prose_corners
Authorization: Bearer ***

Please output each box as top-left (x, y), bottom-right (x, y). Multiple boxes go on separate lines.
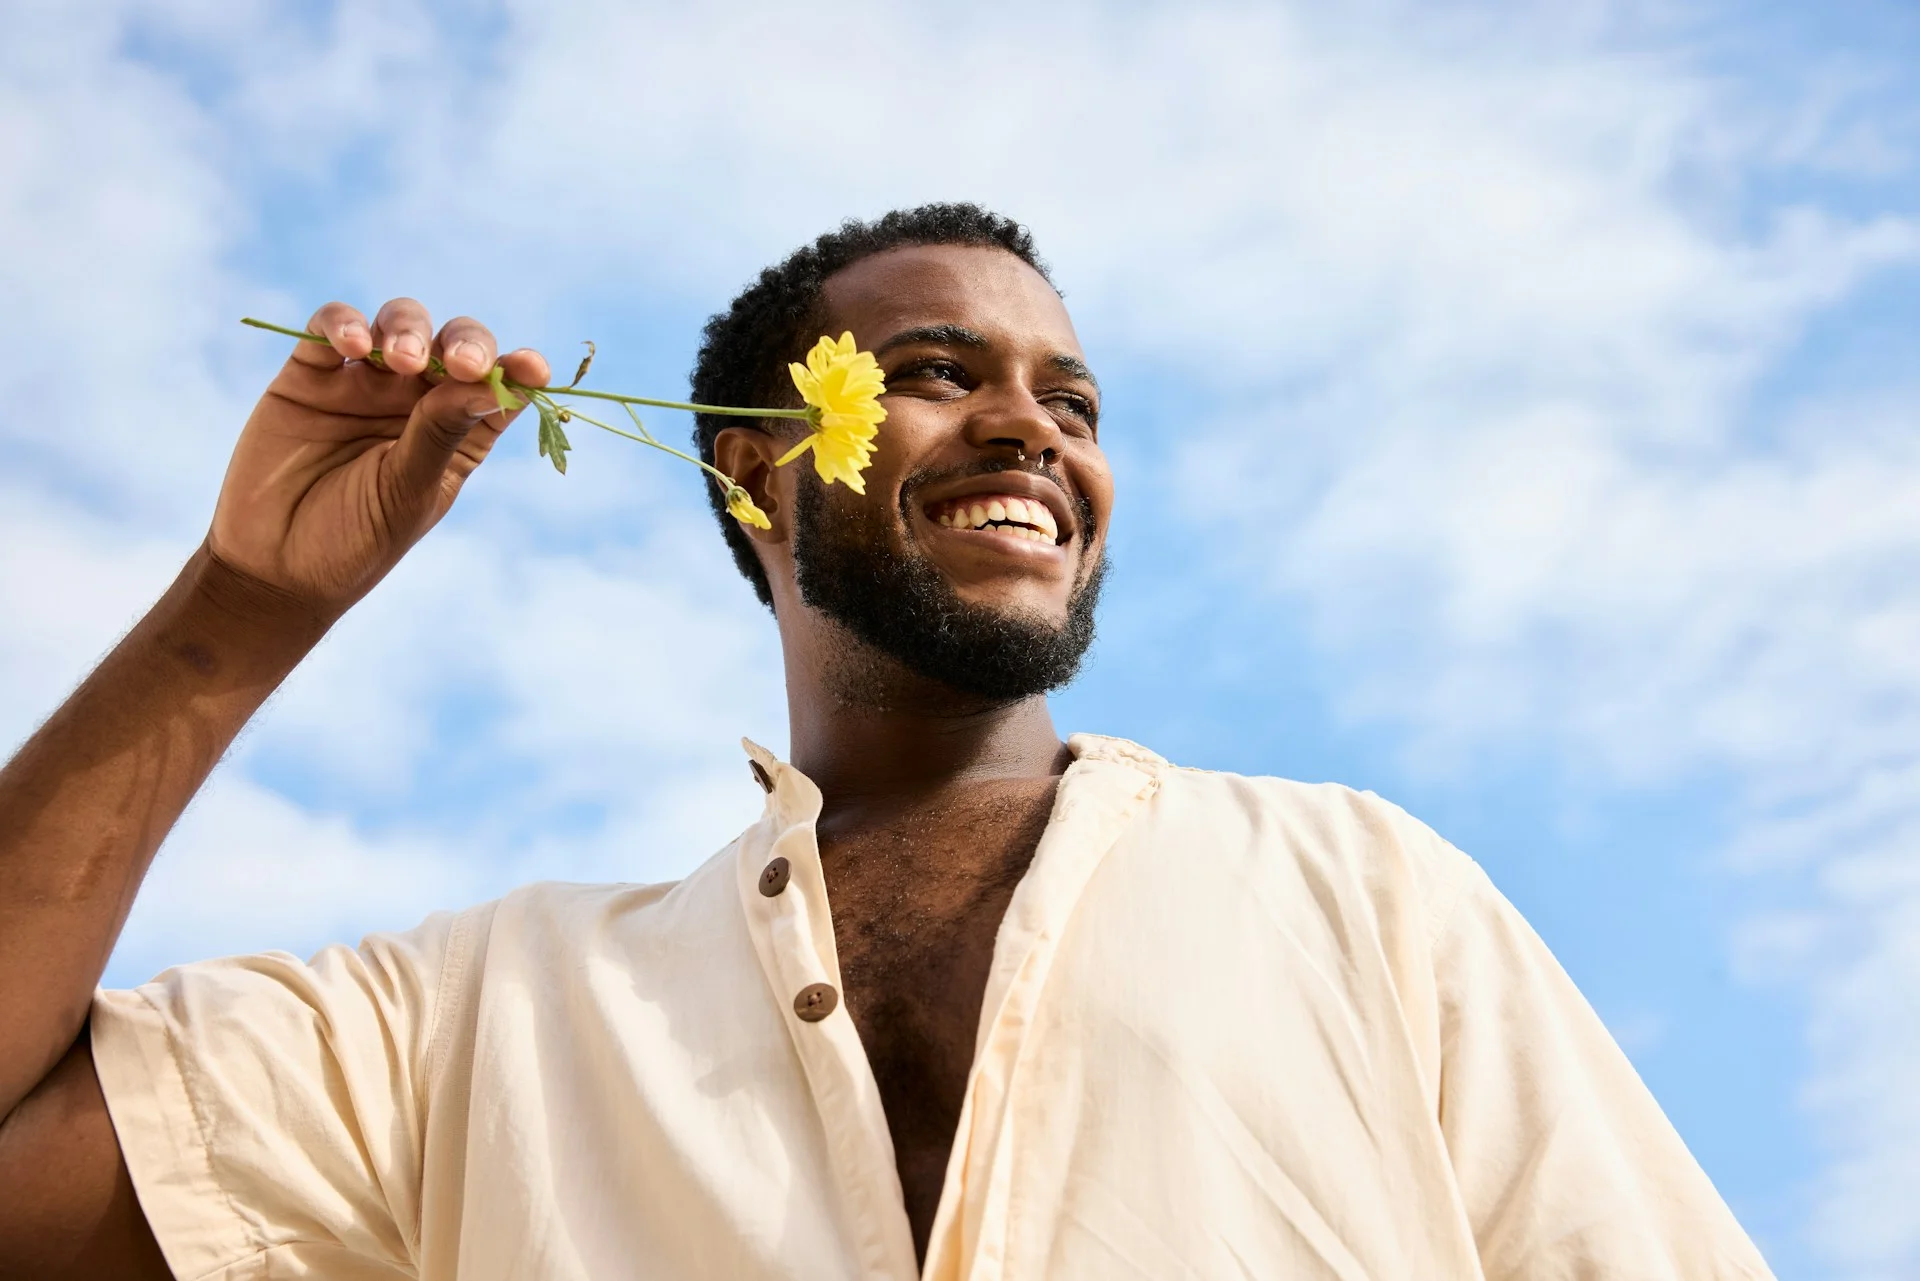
top-left (818, 781), bottom-right (1057, 1003)
top-left (813, 779), bottom-right (1060, 1252)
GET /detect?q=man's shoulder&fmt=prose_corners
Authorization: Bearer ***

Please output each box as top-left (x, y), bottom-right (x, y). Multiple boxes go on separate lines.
top-left (1075, 730), bottom-right (1438, 832)
top-left (1076, 732), bottom-right (1480, 925)
top-left (480, 839), bottom-right (742, 934)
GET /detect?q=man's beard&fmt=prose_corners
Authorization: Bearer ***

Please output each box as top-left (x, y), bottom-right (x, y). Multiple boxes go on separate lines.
top-left (791, 463), bottom-right (1105, 704)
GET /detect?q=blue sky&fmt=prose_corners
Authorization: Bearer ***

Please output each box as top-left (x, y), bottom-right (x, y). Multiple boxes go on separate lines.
top-left (3, 3), bottom-right (1918, 1276)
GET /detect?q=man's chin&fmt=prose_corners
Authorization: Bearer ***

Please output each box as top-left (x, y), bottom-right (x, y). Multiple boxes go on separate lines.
top-left (793, 474), bottom-right (1105, 703)
top-left (935, 581), bottom-right (1076, 632)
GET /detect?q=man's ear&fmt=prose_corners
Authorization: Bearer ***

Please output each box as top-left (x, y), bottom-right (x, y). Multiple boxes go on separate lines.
top-left (713, 425), bottom-right (791, 543)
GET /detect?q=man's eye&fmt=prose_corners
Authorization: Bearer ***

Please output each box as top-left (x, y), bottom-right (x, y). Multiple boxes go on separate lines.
top-left (895, 358), bottom-right (967, 385)
top-left (1049, 393), bottom-right (1097, 425)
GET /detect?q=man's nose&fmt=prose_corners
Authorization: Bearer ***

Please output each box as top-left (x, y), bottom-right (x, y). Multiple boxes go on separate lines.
top-left (959, 383), bottom-right (1068, 465)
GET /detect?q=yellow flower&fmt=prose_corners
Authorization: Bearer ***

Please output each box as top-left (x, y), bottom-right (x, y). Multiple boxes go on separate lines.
top-left (775, 332), bottom-right (887, 494)
top-left (726, 484), bottom-right (771, 530)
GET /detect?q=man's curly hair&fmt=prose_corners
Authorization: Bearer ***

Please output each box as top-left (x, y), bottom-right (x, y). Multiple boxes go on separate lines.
top-left (690, 202), bottom-right (1054, 609)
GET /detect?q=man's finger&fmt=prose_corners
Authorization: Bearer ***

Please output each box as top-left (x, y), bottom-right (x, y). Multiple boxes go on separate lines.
top-left (293, 302), bottom-right (371, 369)
top-left (370, 298), bottom-right (434, 377)
top-left (500, 347), bottom-right (552, 390)
top-left (441, 352), bottom-right (553, 479)
top-left (382, 367), bottom-right (534, 509)
top-left (431, 317), bottom-right (498, 384)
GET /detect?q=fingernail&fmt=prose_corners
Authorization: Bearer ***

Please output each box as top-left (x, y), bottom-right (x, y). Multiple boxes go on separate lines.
top-left (392, 333), bottom-right (426, 360)
top-left (449, 340), bottom-right (483, 370)
top-left (338, 321), bottom-right (368, 345)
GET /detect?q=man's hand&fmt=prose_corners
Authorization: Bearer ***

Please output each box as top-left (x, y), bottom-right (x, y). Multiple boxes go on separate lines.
top-left (0, 299), bottom-right (549, 1273)
top-left (207, 299), bottom-right (550, 620)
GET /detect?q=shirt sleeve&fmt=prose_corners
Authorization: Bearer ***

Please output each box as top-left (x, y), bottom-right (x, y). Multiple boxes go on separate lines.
top-left (1428, 851), bottom-right (1776, 1280)
top-left (89, 905), bottom-right (486, 1281)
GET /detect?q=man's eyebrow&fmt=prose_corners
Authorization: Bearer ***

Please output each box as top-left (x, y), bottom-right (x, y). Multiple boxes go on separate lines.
top-left (1048, 352), bottom-right (1099, 390)
top-left (873, 324), bottom-right (990, 355)
top-left (873, 325), bottom-right (1100, 391)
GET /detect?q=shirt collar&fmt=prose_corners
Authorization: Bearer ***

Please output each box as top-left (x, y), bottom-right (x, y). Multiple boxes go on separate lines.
top-left (739, 731), bottom-right (1167, 810)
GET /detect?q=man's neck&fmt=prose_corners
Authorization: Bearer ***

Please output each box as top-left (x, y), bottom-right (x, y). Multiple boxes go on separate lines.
top-left (783, 619), bottom-right (1069, 831)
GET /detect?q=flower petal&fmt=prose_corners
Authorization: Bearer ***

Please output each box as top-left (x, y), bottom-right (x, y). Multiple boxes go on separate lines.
top-left (775, 434), bottom-right (818, 468)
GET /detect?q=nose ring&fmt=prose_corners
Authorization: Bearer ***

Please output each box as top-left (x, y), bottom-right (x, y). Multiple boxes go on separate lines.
top-left (1015, 448), bottom-right (1027, 462)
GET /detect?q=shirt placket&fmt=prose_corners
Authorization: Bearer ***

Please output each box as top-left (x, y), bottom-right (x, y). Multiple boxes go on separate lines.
top-left (735, 740), bottom-right (921, 1281)
top-left (921, 741), bottom-right (1164, 1281)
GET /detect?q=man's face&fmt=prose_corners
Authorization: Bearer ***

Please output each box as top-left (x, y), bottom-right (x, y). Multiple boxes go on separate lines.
top-left (777, 244), bottom-right (1115, 700)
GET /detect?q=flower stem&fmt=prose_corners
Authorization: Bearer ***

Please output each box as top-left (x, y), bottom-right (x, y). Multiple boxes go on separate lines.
top-left (241, 317), bottom-right (332, 342)
top-left (541, 384), bottom-right (807, 419)
top-left (546, 399), bottom-right (741, 489)
top-left (241, 317), bottom-right (808, 420)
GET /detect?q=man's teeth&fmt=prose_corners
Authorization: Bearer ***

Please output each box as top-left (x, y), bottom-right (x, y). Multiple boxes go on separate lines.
top-left (933, 495), bottom-right (1060, 543)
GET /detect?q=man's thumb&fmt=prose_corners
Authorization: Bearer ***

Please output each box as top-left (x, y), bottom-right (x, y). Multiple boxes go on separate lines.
top-left (385, 378), bottom-right (505, 507)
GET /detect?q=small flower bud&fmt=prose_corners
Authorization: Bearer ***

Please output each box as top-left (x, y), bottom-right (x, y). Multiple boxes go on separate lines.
top-left (726, 485), bottom-right (771, 530)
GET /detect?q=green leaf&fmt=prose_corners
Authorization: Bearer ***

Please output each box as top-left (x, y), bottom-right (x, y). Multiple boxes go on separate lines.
top-left (486, 365), bottom-right (525, 414)
top-left (536, 402), bottom-right (572, 475)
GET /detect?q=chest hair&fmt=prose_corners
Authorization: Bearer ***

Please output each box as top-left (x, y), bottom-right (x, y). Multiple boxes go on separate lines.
top-left (816, 777), bottom-right (1060, 1259)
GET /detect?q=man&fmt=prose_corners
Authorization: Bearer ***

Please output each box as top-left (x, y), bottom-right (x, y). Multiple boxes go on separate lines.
top-left (0, 204), bottom-right (1772, 1279)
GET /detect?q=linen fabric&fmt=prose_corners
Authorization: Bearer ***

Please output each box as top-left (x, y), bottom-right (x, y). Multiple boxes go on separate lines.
top-left (91, 734), bottom-right (1775, 1280)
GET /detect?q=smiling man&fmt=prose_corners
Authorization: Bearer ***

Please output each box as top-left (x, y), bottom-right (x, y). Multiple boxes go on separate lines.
top-left (0, 204), bottom-right (1773, 1279)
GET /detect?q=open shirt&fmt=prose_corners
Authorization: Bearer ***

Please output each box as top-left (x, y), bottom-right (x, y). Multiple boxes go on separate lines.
top-left (92, 734), bottom-right (1774, 1280)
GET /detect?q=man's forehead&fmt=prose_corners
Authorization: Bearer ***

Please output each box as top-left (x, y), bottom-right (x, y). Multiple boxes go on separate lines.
top-left (819, 244), bottom-right (1082, 355)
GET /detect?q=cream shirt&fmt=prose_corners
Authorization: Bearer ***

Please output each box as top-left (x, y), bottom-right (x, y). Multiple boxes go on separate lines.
top-left (92, 734), bottom-right (1774, 1280)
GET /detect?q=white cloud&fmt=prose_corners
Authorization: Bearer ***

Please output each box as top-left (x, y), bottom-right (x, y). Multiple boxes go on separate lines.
top-left (0, 5), bottom-right (263, 525)
top-left (108, 773), bottom-right (488, 988)
top-left (0, 488), bottom-right (186, 744)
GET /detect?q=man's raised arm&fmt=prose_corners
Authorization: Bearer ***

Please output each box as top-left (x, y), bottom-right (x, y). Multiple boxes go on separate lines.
top-left (0, 300), bottom-right (547, 1276)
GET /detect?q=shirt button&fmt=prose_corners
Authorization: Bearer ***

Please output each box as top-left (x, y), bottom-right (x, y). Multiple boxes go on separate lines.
top-left (793, 982), bottom-right (839, 1022)
top-left (750, 761), bottom-right (774, 793)
top-left (758, 856), bottom-right (791, 897)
